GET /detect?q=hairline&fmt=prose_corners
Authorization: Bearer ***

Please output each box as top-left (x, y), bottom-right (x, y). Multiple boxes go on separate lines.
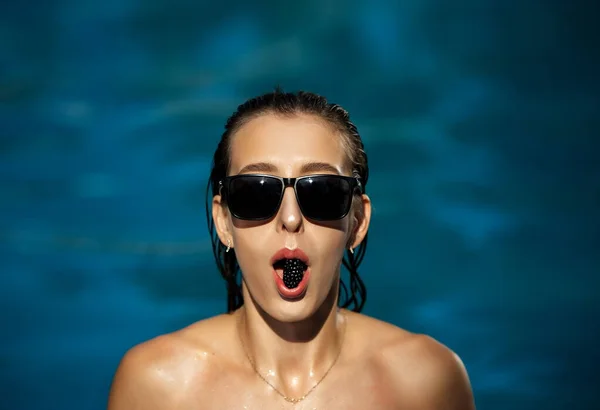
top-left (224, 110), bottom-right (357, 176)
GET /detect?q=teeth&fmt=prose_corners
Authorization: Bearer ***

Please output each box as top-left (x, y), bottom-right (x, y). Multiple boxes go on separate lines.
top-left (282, 258), bottom-right (307, 289)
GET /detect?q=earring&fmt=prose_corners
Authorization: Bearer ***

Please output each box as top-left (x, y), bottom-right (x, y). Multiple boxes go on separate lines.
top-left (349, 247), bottom-right (354, 254)
top-left (226, 239), bottom-right (231, 253)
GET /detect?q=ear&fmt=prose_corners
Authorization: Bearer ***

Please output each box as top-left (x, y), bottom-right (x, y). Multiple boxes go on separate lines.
top-left (212, 194), bottom-right (232, 249)
top-left (349, 194), bottom-right (371, 249)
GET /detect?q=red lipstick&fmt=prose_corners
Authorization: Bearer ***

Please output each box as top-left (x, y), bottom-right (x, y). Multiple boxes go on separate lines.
top-left (270, 248), bottom-right (310, 266)
top-left (270, 248), bottom-right (310, 299)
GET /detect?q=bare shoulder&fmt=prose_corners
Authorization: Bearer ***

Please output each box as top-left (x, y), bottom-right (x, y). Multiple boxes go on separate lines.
top-left (107, 314), bottom-right (238, 410)
top-left (345, 311), bottom-right (476, 410)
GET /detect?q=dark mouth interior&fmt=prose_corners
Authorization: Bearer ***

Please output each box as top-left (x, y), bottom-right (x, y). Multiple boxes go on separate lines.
top-left (273, 259), bottom-right (286, 269)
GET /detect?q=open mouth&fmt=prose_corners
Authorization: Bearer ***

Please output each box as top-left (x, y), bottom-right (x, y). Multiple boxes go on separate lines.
top-left (272, 258), bottom-right (308, 289)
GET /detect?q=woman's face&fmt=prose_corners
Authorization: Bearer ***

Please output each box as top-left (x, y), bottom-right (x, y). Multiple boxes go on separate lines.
top-left (213, 113), bottom-right (370, 322)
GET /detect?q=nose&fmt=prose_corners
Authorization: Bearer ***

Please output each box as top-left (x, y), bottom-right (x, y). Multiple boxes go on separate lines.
top-left (277, 187), bottom-right (303, 233)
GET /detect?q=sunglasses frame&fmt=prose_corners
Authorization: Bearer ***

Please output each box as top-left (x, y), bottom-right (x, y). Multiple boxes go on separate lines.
top-left (219, 173), bottom-right (364, 221)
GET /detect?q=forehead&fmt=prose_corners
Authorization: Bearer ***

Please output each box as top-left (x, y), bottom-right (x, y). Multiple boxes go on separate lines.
top-left (228, 114), bottom-right (349, 175)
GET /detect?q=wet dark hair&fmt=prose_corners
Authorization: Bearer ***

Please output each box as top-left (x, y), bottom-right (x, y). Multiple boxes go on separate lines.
top-left (205, 88), bottom-right (369, 314)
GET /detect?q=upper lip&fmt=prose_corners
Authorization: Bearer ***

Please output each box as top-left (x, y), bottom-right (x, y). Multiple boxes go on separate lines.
top-left (270, 248), bottom-right (310, 265)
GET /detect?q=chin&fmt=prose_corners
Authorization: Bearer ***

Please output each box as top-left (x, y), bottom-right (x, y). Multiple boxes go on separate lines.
top-left (256, 286), bottom-right (337, 324)
top-left (242, 273), bottom-right (340, 323)
top-left (268, 297), bottom-right (320, 323)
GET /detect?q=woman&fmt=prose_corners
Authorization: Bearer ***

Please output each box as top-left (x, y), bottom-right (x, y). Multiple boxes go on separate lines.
top-left (108, 90), bottom-right (476, 409)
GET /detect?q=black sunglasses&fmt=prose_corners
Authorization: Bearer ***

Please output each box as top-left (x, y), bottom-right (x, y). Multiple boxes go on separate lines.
top-left (219, 174), bottom-right (363, 221)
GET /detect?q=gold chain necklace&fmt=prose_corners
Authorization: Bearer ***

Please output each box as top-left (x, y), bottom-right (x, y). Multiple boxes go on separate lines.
top-left (237, 311), bottom-right (347, 404)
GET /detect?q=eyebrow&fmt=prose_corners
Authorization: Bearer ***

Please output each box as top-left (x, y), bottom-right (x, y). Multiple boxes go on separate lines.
top-left (300, 161), bottom-right (340, 174)
top-left (238, 162), bottom-right (277, 174)
top-left (237, 161), bottom-right (341, 175)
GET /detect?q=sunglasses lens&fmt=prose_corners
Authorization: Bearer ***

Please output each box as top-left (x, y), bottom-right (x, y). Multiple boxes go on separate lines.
top-left (227, 176), bottom-right (283, 220)
top-left (296, 176), bottom-right (353, 220)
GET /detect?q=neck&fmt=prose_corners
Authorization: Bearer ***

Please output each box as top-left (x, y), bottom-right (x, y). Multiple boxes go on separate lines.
top-left (236, 285), bottom-right (346, 397)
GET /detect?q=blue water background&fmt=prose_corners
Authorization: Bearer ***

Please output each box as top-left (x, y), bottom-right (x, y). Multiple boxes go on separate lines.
top-left (1, 1), bottom-right (598, 409)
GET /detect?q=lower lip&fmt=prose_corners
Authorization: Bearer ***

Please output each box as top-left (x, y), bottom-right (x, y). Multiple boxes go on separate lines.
top-left (273, 268), bottom-right (311, 299)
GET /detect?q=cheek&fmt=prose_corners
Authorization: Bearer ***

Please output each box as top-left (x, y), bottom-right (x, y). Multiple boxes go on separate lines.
top-left (310, 217), bottom-right (353, 246)
top-left (230, 227), bottom-right (271, 276)
top-left (308, 221), bottom-right (352, 266)
top-left (230, 218), bottom-right (353, 278)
